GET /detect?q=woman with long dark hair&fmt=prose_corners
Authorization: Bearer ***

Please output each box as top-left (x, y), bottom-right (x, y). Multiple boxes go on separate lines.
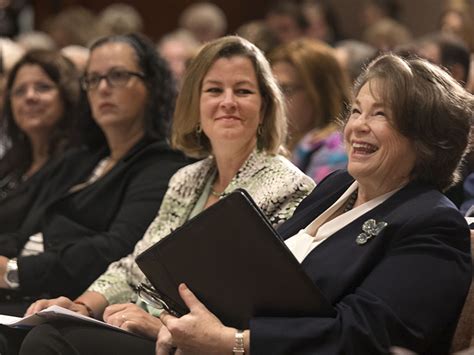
top-left (0, 50), bottom-right (81, 233)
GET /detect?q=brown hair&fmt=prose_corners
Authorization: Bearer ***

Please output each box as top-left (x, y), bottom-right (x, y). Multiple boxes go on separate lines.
top-left (172, 35), bottom-right (287, 158)
top-left (353, 54), bottom-right (473, 191)
top-left (0, 49), bottom-right (81, 177)
top-left (268, 38), bottom-right (351, 130)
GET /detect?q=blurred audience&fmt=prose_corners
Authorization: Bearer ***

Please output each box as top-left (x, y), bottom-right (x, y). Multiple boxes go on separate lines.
top-left (157, 29), bottom-right (199, 89)
top-left (439, 3), bottom-right (474, 52)
top-left (15, 31), bottom-right (56, 51)
top-left (269, 38), bottom-right (351, 182)
top-left (236, 20), bottom-right (279, 54)
top-left (0, 50), bottom-right (80, 234)
top-left (418, 32), bottom-right (470, 86)
top-left (60, 45), bottom-right (89, 73)
top-left (178, 2), bottom-right (227, 43)
top-left (98, 3), bottom-right (144, 36)
top-left (0, 0), bottom-right (31, 38)
top-left (265, 0), bottom-right (308, 45)
top-left (0, 37), bottom-right (24, 119)
top-left (361, 0), bottom-right (412, 51)
top-left (42, 6), bottom-right (101, 48)
top-left (335, 39), bottom-right (378, 83)
top-left (302, 0), bottom-right (344, 45)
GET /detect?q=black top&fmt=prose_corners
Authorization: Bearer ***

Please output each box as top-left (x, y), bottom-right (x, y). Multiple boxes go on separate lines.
top-left (0, 158), bottom-right (60, 234)
top-left (251, 170), bottom-right (471, 355)
top-left (0, 138), bottom-right (188, 299)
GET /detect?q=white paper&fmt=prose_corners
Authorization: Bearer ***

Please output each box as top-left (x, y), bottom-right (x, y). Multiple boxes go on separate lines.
top-left (0, 305), bottom-right (127, 333)
top-left (466, 216), bottom-right (474, 226)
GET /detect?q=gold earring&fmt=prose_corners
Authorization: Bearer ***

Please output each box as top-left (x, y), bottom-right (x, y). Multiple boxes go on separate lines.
top-left (196, 123), bottom-right (202, 134)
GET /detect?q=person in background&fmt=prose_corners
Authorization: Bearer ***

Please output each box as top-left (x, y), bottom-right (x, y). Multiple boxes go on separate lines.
top-left (0, 33), bottom-right (187, 322)
top-left (150, 54), bottom-right (473, 355)
top-left (403, 31), bottom-right (472, 208)
top-left (60, 45), bottom-right (89, 73)
top-left (269, 38), bottom-right (351, 183)
top-left (42, 6), bottom-right (100, 48)
top-left (302, 0), bottom-right (344, 46)
top-left (265, 0), bottom-right (308, 45)
top-left (0, 50), bottom-right (81, 234)
top-left (97, 3), bottom-right (144, 36)
top-left (15, 31), bottom-right (56, 51)
top-left (361, 0), bottom-right (412, 52)
top-left (236, 20), bottom-right (279, 55)
top-left (178, 2), bottom-right (227, 44)
top-left (418, 32), bottom-right (471, 87)
top-left (157, 29), bottom-right (199, 89)
top-left (439, 4), bottom-right (474, 53)
top-left (334, 39), bottom-right (378, 83)
top-left (19, 35), bottom-right (315, 355)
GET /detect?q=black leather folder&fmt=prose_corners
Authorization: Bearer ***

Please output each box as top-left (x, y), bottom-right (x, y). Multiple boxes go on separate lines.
top-left (135, 189), bottom-right (334, 329)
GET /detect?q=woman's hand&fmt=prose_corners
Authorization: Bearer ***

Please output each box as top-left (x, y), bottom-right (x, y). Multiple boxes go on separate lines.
top-left (103, 303), bottom-right (163, 339)
top-left (156, 283), bottom-right (235, 355)
top-left (24, 296), bottom-right (86, 316)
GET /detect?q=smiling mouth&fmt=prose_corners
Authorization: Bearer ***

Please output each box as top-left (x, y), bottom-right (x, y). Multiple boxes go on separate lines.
top-left (216, 116), bottom-right (240, 121)
top-left (352, 142), bottom-right (378, 154)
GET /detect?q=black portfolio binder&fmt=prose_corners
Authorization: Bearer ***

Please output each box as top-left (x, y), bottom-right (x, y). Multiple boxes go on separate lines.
top-left (136, 189), bottom-right (334, 329)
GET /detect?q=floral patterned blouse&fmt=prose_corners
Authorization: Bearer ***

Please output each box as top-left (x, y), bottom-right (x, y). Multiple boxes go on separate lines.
top-left (88, 149), bottom-right (315, 306)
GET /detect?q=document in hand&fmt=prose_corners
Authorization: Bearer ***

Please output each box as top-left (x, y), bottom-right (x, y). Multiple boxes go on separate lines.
top-left (0, 305), bottom-right (126, 333)
top-left (136, 188), bottom-right (335, 329)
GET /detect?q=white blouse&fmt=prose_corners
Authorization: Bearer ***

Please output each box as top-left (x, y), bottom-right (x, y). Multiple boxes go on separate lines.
top-left (285, 181), bottom-right (401, 263)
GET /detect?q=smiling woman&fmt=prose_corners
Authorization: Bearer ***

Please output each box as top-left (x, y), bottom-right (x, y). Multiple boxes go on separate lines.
top-left (149, 54), bottom-right (473, 355)
top-left (0, 49), bottom-right (81, 234)
top-left (14, 36), bottom-right (315, 355)
top-left (0, 34), bottom-right (188, 336)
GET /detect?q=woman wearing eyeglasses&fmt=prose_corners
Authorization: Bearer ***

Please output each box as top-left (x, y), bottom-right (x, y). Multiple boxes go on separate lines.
top-left (269, 39), bottom-right (351, 183)
top-left (0, 50), bottom-right (81, 234)
top-left (14, 36), bottom-right (315, 355)
top-left (0, 33), bottom-right (187, 328)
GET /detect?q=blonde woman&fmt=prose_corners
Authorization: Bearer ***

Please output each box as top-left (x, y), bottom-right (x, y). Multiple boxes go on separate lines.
top-left (21, 36), bottom-right (315, 354)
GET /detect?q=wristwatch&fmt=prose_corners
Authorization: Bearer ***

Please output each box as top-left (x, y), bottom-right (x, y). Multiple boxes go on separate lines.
top-left (4, 258), bottom-right (19, 289)
top-left (232, 329), bottom-right (245, 354)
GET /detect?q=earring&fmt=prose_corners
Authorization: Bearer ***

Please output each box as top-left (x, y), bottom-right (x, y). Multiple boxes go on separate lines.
top-left (257, 124), bottom-right (263, 136)
top-left (195, 123), bottom-right (202, 135)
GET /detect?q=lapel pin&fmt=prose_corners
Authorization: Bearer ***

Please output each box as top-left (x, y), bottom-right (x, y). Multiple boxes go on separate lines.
top-left (356, 219), bottom-right (388, 245)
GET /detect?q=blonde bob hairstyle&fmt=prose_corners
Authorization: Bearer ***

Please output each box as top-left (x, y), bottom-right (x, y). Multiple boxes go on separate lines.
top-left (171, 35), bottom-right (287, 158)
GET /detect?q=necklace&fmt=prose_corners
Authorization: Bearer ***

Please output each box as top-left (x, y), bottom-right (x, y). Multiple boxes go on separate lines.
top-left (210, 187), bottom-right (224, 198)
top-left (343, 190), bottom-right (358, 213)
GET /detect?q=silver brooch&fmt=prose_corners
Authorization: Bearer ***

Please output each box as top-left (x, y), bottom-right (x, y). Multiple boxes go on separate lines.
top-left (356, 219), bottom-right (388, 245)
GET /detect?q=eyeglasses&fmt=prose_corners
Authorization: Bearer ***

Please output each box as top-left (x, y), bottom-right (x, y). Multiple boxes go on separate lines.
top-left (81, 69), bottom-right (145, 91)
top-left (11, 82), bottom-right (57, 98)
top-left (135, 282), bottom-right (181, 317)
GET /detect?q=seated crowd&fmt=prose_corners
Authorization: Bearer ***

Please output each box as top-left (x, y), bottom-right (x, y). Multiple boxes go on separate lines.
top-left (0, 1), bottom-right (473, 354)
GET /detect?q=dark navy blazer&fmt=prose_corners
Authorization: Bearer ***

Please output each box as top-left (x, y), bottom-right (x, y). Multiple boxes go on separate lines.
top-left (251, 170), bottom-right (472, 355)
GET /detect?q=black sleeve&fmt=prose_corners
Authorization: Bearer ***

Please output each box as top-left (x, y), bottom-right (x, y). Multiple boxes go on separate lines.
top-left (17, 154), bottom-right (185, 298)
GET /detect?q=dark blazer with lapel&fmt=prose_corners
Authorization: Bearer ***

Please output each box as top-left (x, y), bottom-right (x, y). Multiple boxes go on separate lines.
top-left (251, 170), bottom-right (472, 355)
top-left (0, 157), bottom-right (61, 234)
top-left (1, 138), bottom-right (188, 299)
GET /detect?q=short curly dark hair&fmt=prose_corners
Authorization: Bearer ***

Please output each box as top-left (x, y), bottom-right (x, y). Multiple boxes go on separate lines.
top-left (81, 33), bottom-right (176, 148)
top-left (353, 54), bottom-right (473, 191)
top-left (0, 49), bottom-right (81, 177)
